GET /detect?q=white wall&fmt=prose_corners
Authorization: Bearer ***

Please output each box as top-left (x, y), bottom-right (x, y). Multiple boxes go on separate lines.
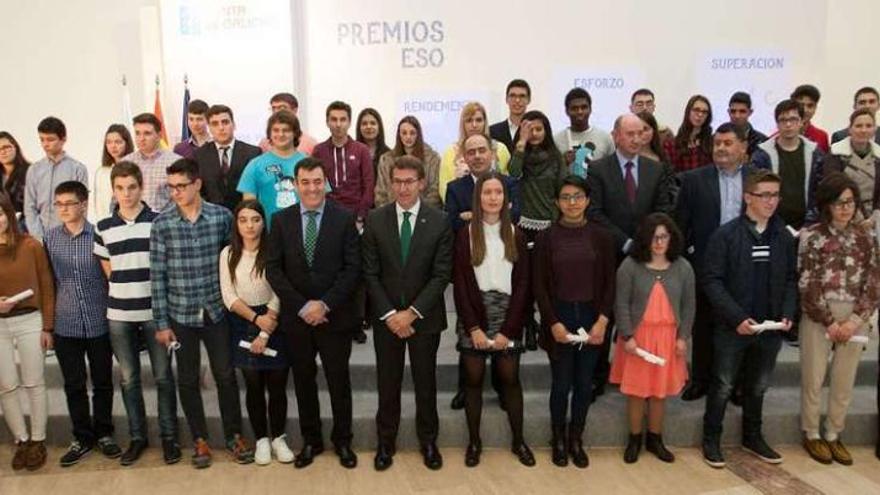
top-left (1, 0), bottom-right (876, 179)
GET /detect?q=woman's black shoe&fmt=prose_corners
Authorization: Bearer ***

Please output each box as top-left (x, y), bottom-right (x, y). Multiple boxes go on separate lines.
top-left (646, 432), bottom-right (675, 463)
top-left (624, 433), bottom-right (642, 464)
top-left (551, 425), bottom-right (568, 467)
top-left (512, 442), bottom-right (535, 467)
top-left (568, 427), bottom-right (589, 468)
top-left (464, 442), bottom-right (481, 467)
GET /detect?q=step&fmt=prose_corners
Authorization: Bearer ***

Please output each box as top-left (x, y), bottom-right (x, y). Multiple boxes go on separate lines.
top-left (37, 326), bottom-right (880, 391)
top-left (4, 385), bottom-right (876, 451)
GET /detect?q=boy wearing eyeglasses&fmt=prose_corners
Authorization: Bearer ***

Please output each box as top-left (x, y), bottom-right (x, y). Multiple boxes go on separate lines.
top-left (44, 181), bottom-right (120, 466)
top-left (751, 99), bottom-right (825, 232)
top-left (701, 169), bottom-right (798, 468)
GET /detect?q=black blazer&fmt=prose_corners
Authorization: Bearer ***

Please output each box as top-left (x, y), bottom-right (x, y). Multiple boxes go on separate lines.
top-left (489, 120), bottom-right (514, 153)
top-left (444, 174), bottom-right (521, 232)
top-left (195, 140), bottom-right (262, 209)
top-left (675, 164), bottom-right (755, 275)
top-left (362, 201), bottom-right (453, 334)
top-left (265, 200), bottom-right (362, 332)
top-left (587, 154), bottom-right (675, 252)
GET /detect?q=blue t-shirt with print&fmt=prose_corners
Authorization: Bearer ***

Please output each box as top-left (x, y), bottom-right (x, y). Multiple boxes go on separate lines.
top-left (237, 151), bottom-right (310, 228)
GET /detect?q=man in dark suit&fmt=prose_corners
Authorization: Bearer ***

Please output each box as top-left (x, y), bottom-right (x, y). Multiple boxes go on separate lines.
top-left (265, 157), bottom-right (361, 469)
top-left (363, 155), bottom-right (453, 471)
top-left (676, 123), bottom-right (756, 401)
top-left (195, 105), bottom-right (261, 210)
top-left (489, 79), bottom-right (531, 154)
top-left (587, 113), bottom-right (675, 396)
top-left (445, 133), bottom-right (522, 232)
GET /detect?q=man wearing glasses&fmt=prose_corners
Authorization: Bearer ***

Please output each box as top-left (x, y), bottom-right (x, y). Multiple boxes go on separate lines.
top-left (362, 156), bottom-right (453, 471)
top-left (629, 88), bottom-right (674, 143)
top-left (150, 159), bottom-right (253, 468)
top-left (701, 169), bottom-right (798, 468)
top-left (44, 181), bottom-right (121, 466)
top-left (490, 79), bottom-right (531, 153)
top-left (751, 99), bottom-right (824, 232)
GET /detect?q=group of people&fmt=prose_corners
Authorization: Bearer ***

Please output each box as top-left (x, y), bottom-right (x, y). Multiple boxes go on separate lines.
top-left (1, 79), bottom-right (880, 475)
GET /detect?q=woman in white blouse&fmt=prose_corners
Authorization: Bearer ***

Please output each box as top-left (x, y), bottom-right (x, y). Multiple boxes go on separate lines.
top-left (220, 199), bottom-right (293, 466)
top-left (92, 124), bottom-right (132, 220)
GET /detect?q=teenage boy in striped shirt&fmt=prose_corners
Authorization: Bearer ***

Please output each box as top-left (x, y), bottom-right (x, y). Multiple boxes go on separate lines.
top-left (94, 161), bottom-right (180, 466)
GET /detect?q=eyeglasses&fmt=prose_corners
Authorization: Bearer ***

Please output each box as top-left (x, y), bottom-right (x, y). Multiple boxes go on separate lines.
top-left (777, 116), bottom-right (802, 126)
top-left (632, 101), bottom-right (655, 109)
top-left (559, 193), bottom-right (587, 203)
top-left (0, 145), bottom-right (14, 152)
top-left (53, 201), bottom-right (81, 209)
top-left (167, 181), bottom-right (194, 192)
top-left (747, 191), bottom-right (781, 201)
top-left (831, 198), bottom-right (856, 209)
top-left (392, 178), bottom-right (419, 187)
top-left (652, 233), bottom-right (671, 243)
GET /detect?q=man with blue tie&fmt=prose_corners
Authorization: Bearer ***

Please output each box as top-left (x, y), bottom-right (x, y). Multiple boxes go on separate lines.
top-left (363, 155), bottom-right (453, 471)
top-left (265, 157), bottom-right (362, 469)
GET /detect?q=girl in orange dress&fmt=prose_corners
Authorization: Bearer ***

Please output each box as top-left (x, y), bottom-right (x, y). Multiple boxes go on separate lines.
top-left (610, 213), bottom-right (695, 464)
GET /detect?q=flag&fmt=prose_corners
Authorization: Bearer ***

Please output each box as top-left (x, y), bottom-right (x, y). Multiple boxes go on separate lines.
top-left (180, 83), bottom-right (191, 144)
top-left (121, 75), bottom-right (133, 131)
top-left (153, 77), bottom-right (170, 149)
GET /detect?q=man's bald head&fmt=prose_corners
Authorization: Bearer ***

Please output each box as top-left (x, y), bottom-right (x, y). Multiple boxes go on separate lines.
top-left (613, 114), bottom-right (645, 158)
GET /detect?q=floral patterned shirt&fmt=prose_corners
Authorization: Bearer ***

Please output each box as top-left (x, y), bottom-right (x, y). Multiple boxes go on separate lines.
top-left (798, 222), bottom-right (880, 326)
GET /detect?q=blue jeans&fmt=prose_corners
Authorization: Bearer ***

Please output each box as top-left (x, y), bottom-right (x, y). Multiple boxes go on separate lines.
top-left (108, 320), bottom-right (178, 441)
top-left (549, 301), bottom-right (600, 431)
top-left (703, 330), bottom-right (782, 442)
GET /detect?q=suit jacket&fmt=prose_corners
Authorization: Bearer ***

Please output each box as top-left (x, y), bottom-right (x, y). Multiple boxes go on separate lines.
top-left (362, 201), bottom-right (453, 334)
top-left (587, 154), bottom-right (675, 252)
top-left (196, 140), bottom-right (262, 210)
top-left (489, 120), bottom-right (514, 153)
top-left (444, 174), bottom-right (521, 232)
top-left (675, 164), bottom-right (755, 275)
top-left (265, 200), bottom-right (362, 332)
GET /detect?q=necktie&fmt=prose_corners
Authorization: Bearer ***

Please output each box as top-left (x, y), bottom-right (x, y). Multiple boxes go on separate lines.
top-left (624, 161), bottom-right (637, 204)
top-left (304, 210), bottom-right (318, 267)
top-left (219, 146), bottom-right (230, 175)
top-left (400, 211), bottom-right (413, 265)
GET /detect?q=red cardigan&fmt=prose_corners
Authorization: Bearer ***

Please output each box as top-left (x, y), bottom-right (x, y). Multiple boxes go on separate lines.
top-left (452, 225), bottom-right (530, 339)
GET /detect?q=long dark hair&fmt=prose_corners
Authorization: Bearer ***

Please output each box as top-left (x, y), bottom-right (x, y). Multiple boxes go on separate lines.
top-left (629, 213), bottom-right (683, 263)
top-left (0, 193), bottom-right (22, 256)
top-left (0, 132), bottom-right (30, 209)
top-left (469, 171), bottom-right (518, 265)
top-left (391, 115), bottom-right (426, 161)
top-left (673, 95), bottom-right (713, 158)
top-left (228, 199), bottom-right (268, 285)
top-left (513, 110), bottom-right (558, 154)
top-left (102, 124), bottom-right (134, 167)
top-left (356, 108), bottom-right (390, 155)
top-left (637, 111), bottom-right (669, 163)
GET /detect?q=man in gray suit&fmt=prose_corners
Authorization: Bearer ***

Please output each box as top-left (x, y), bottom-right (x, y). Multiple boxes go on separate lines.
top-left (362, 155), bottom-right (453, 471)
top-left (586, 113), bottom-right (676, 396)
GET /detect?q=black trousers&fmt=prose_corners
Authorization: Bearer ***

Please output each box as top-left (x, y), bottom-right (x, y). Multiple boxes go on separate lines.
top-left (374, 326), bottom-right (441, 449)
top-left (54, 334), bottom-right (115, 445)
top-left (690, 288), bottom-right (715, 386)
top-left (172, 315), bottom-right (242, 442)
top-left (287, 325), bottom-right (354, 447)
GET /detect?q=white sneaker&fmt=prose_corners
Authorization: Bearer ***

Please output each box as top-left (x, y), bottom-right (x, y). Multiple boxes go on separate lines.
top-left (254, 438), bottom-right (271, 465)
top-left (271, 435), bottom-right (294, 464)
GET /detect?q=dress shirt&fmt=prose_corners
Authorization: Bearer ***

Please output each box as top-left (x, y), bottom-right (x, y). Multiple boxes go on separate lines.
top-left (23, 153), bottom-right (89, 240)
top-left (122, 148), bottom-right (182, 212)
top-left (718, 164), bottom-right (744, 225)
top-left (616, 151), bottom-right (640, 186)
top-left (44, 222), bottom-right (109, 338)
top-left (150, 200), bottom-right (232, 329)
